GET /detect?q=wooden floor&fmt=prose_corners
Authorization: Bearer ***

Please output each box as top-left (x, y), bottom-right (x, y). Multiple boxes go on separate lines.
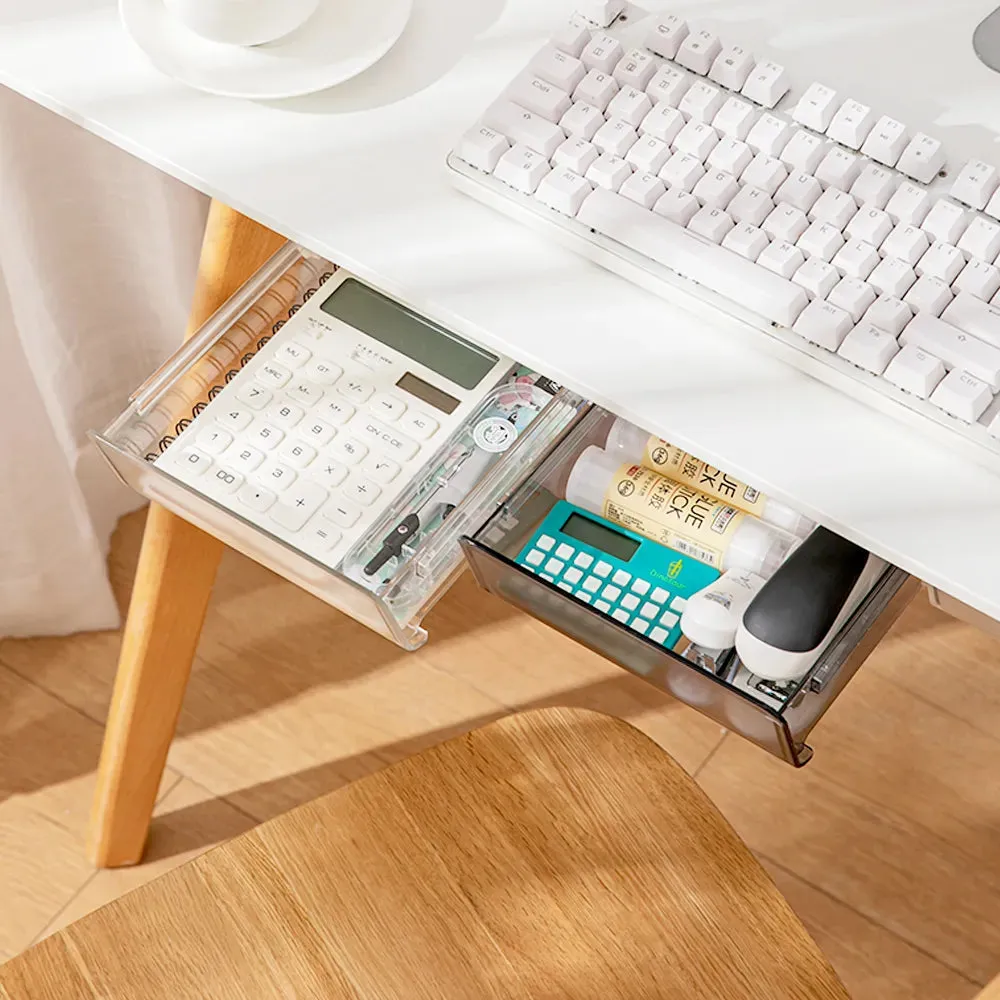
top-left (1, 509), bottom-right (997, 999)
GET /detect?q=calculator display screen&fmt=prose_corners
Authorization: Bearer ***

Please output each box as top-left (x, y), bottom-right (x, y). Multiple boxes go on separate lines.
top-left (561, 513), bottom-right (639, 562)
top-left (319, 279), bottom-right (499, 389)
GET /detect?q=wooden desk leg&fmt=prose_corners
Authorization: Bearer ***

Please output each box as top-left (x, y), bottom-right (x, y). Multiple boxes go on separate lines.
top-left (87, 202), bottom-right (287, 868)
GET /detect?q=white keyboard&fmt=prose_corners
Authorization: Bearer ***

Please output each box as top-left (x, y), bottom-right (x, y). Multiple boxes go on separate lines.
top-left (448, 2), bottom-right (1000, 473)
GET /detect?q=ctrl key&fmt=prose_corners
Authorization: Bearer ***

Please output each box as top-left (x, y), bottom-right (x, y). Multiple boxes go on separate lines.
top-left (456, 125), bottom-right (510, 173)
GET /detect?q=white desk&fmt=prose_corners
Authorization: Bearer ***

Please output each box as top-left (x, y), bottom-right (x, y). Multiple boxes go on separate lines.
top-left (3, 0), bottom-right (1000, 618)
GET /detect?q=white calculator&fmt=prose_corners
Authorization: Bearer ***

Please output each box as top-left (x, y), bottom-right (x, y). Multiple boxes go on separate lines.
top-left (156, 271), bottom-right (514, 569)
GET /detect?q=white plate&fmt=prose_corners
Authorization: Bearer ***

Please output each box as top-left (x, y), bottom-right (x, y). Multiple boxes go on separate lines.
top-left (120, 0), bottom-right (413, 99)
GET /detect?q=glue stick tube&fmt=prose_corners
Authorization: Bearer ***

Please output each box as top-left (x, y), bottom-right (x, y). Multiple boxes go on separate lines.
top-left (565, 446), bottom-right (792, 577)
top-left (605, 418), bottom-right (814, 538)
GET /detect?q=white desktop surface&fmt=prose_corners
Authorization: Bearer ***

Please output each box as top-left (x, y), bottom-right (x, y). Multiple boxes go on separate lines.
top-left (3, 0), bottom-right (1000, 618)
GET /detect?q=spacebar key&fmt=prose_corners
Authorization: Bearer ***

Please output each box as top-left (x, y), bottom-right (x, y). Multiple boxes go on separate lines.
top-left (576, 188), bottom-right (809, 327)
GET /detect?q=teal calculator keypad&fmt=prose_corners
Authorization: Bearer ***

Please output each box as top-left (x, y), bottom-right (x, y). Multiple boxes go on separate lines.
top-left (515, 500), bottom-right (720, 649)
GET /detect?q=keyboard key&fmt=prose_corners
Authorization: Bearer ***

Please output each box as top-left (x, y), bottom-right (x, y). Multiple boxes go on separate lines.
top-left (868, 257), bottom-right (916, 299)
top-left (651, 587), bottom-right (670, 603)
top-left (228, 444), bottom-right (266, 473)
top-left (929, 369), bottom-right (994, 421)
top-left (692, 170), bottom-right (740, 210)
top-left (487, 99), bottom-right (565, 157)
top-left (537, 534), bottom-right (555, 551)
top-left (850, 163), bottom-right (897, 209)
top-left (722, 222), bottom-right (769, 261)
top-left (746, 113), bottom-right (792, 158)
top-left (275, 440), bottom-right (315, 470)
top-left (758, 240), bottom-right (805, 279)
top-left (559, 104), bottom-right (604, 142)
top-left (658, 152), bottom-right (705, 192)
top-left (612, 607), bottom-right (631, 623)
top-left (904, 275), bottom-right (954, 317)
top-left (673, 120), bottom-right (720, 161)
top-left (922, 200), bottom-right (968, 245)
top-left (792, 258), bottom-right (840, 299)
top-left (593, 119), bottom-right (638, 157)
top-left (897, 133), bottom-right (946, 184)
top-left (916, 242), bottom-right (965, 284)
top-left (861, 116), bottom-right (909, 166)
top-left (775, 172), bottom-right (822, 214)
top-left (941, 292), bottom-right (1000, 347)
top-left (582, 575), bottom-right (602, 593)
top-left (670, 597), bottom-right (688, 612)
top-left (197, 426), bottom-right (233, 455)
top-left (792, 82), bottom-right (839, 131)
top-left (594, 600), bottom-right (612, 613)
top-left (660, 610), bottom-right (680, 628)
top-left (586, 154), bottom-right (633, 192)
top-left (797, 221), bottom-right (845, 262)
top-left (740, 153), bottom-right (787, 195)
top-left (329, 436), bottom-right (369, 465)
top-left (762, 204), bottom-right (808, 243)
top-left (726, 186), bottom-right (773, 227)
top-left (957, 217), bottom-right (1000, 264)
top-left (712, 96), bottom-right (757, 141)
top-left (793, 299), bottom-right (854, 350)
top-left (640, 601), bottom-right (662, 619)
top-left (581, 33), bottom-right (623, 75)
top-left (362, 455), bottom-right (401, 484)
top-left (304, 358), bottom-right (343, 385)
top-left (537, 167), bottom-right (593, 213)
top-left (343, 474), bottom-right (382, 506)
top-left (863, 296), bottom-right (913, 336)
top-left (884, 344), bottom-right (947, 397)
top-left (611, 569), bottom-right (631, 586)
top-left (845, 208), bottom-right (893, 248)
top-left (954, 261), bottom-right (1000, 302)
top-left (525, 549), bottom-right (545, 567)
top-left (304, 518), bottom-right (342, 553)
top-left (613, 48), bottom-right (658, 90)
top-left (398, 410), bottom-right (439, 440)
top-left (827, 277), bottom-right (877, 322)
top-left (831, 240), bottom-right (880, 280)
top-left (209, 466), bottom-right (242, 494)
top-left (299, 418), bottom-right (337, 447)
top-left (258, 459), bottom-right (297, 492)
top-left (574, 552), bottom-right (594, 569)
top-left (646, 65), bottom-right (691, 108)
top-left (349, 415), bottom-right (419, 460)
top-left (780, 129), bottom-right (826, 174)
top-left (815, 147), bottom-right (861, 189)
top-left (631, 579), bottom-right (650, 595)
top-left (741, 60), bottom-right (790, 108)
top-left (676, 29), bottom-right (722, 76)
top-left (678, 81), bottom-right (724, 124)
top-left (564, 567), bottom-right (584, 585)
top-left (653, 188), bottom-right (701, 226)
top-left (266, 400), bottom-right (304, 428)
top-left (646, 15), bottom-right (689, 59)
top-left (594, 560), bottom-right (613, 577)
top-left (631, 618), bottom-right (650, 635)
top-left (709, 43), bottom-right (755, 91)
top-left (555, 543), bottom-right (574, 560)
top-left (880, 224), bottom-right (929, 266)
top-left (324, 496), bottom-right (362, 529)
top-left (837, 322), bottom-right (900, 375)
top-left (827, 99), bottom-right (876, 149)
top-left (507, 73), bottom-right (572, 122)
top-left (900, 313), bottom-right (1000, 386)
top-left (577, 593), bottom-right (593, 604)
top-left (256, 362), bottom-right (292, 388)
top-left (321, 398), bottom-right (355, 426)
top-left (558, 582), bottom-right (574, 593)
top-left (217, 405), bottom-right (254, 431)
top-left (602, 585), bottom-right (622, 601)
top-left (578, 188), bottom-right (809, 325)
top-left (649, 626), bottom-right (669, 644)
top-left (639, 104), bottom-right (685, 144)
top-left (551, 15), bottom-right (591, 58)
top-left (236, 383), bottom-right (273, 410)
top-left (273, 341), bottom-right (311, 368)
top-left (574, 69), bottom-right (619, 111)
top-left (284, 379), bottom-right (325, 408)
top-left (493, 144), bottom-right (553, 192)
top-left (607, 85), bottom-right (653, 128)
top-left (706, 137), bottom-right (754, 179)
top-left (885, 182), bottom-right (933, 226)
top-left (237, 483), bottom-right (276, 512)
top-left (809, 187), bottom-right (857, 230)
top-left (619, 172), bottom-right (666, 210)
top-left (532, 45), bottom-right (587, 92)
top-left (951, 160), bottom-right (1000, 210)
top-left (270, 482), bottom-right (328, 531)
top-left (553, 136), bottom-right (600, 174)
top-left (620, 594), bottom-right (640, 611)
top-left (248, 422), bottom-right (284, 450)
top-left (688, 206), bottom-right (735, 243)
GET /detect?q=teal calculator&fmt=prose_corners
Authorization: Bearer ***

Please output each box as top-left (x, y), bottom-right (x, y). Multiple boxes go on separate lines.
top-left (515, 500), bottom-right (720, 649)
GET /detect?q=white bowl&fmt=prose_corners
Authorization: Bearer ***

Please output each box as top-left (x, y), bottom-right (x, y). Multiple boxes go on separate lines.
top-left (163, 0), bottom-right (320, 46)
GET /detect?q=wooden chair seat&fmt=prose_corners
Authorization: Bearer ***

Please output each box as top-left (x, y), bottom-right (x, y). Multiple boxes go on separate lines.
top-left (2, 708), bottom-right (850, 999)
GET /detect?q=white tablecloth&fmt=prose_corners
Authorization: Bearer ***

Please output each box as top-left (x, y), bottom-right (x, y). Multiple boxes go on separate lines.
top-left (0, 86), bottom-right (208, 637)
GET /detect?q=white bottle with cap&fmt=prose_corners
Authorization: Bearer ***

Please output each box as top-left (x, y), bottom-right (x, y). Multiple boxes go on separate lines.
top-left (565, 446), bottom-right (792, 578)
top-left (605, 418), bottom-right (814, 538)
top-left (680, 570), bottom-right (767, 650)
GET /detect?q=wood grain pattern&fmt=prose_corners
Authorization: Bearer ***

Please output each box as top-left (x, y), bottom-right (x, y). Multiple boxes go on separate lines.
top-left (2, 710), bottom-right (850, 1000)
top-left (87, 204), bottom-right (286, 868)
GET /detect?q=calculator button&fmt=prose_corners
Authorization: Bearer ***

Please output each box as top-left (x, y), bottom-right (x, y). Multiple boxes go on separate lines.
top-left (612, 569), bottom-right (631, 587)
top-left (362, 455), bottom-right (401, 484)
top-left (217, 406), bottom-right (254, 431)
top-left (266, 401), bottom-right (304, 429)
top-left (258, 459), bottom-right (297, 492)
top-left (651, 587), bottom-right (670, 603)
top-left (555, 543), bottom-right (574, 560)
top-left (620, 594), bottom-right (640, 611)
top-left (278, 440), bottom-right (317, 468)
top-left (238, 483), bottom-right (276, 511)
top-left (321, 399), bottom-right (356, 425)
top-left (537, 535), bottom-right (556, 551)
top-left (286, 380), bottom-right (326, 408)
top-left (573, 552), bottom-right (594, 569)
top-left (274, 341), bottom-right (312, 368)
top-left (270, 482), bottom-right (328, 531)
top-left (343, 475), bottom-right (382, 506)
top-left (594, 600), bottom-right (612, 612)
top-left (257, 362), bottom-right (292, 388)
top-left (228, 444), bottom-right (265, 473)
top-left (324, 496), bottom-right (362, 528)
top-left (337, 375), bottom-right (375, 403)
top-left (594, 561), bottom-right (613, 578)
top-left (541, 574), bottom-right (555, 582)
top-left (305, 519), bottom-right (342, 552)
top-left (236, 384), bottom-right (273, 410)
top-left (670, 597), bottom-right (688, 612)
top-left (630, 579), bottom-right (650, 596)
top-left (370, 393), bottom-right (408, 421)
top-left (640, 602), bottom-right (661, 619)
top-left (300, 419), bottom-right (337, 446)
top-left (558, 582), bottom-right (574, 593)
top-left (601, 585), bottom-right (621, 602)
top-left (329, 437), bottom-right (369, 465)
top-left (649, 626), bottom-right (669, 644)
top-left (177, 448), bottom-right (212, 475)
top-left (612, 608), bottom-right (631, 623)
top-left (311, 459), bottom-right (349, 489)
top-left (197, 426), bottom-right (233, 454)
top-left (305, 359), bottom-right (344, 385)
top-left (582, 576), bottom-right (601, 593)
top-left (210, 466), bottom-right (244, 494)
top-left (249, 422), bottom-right (285, 451)
top-left (350, 415), bottom-right (419, 461)
top-left (544, 558), bottom-right (565, 575)
top-left (525, 549), bottom-right (545, 567)
top-left (563, 567), bottom-right (583, 585)
top-left (578, 593), bottom-right (592, 604)
top-left (631, 619), bottom-right (650, 635)
top-left (660, 610), bottom-right (680, 628)
top-left (399, 410), bottom-right (440, 440)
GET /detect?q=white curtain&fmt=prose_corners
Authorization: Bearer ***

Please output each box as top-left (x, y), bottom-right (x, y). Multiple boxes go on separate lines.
top-left (0, 86), bottom-right (209, 637)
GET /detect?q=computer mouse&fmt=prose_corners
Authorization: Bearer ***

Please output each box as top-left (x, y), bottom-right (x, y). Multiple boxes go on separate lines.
top-left (974, 7), bottom-right (1000, 73)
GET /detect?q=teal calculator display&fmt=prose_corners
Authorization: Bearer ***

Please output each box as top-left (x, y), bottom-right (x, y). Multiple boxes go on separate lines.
top-left (515, 500), bottom-right (720, 649)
